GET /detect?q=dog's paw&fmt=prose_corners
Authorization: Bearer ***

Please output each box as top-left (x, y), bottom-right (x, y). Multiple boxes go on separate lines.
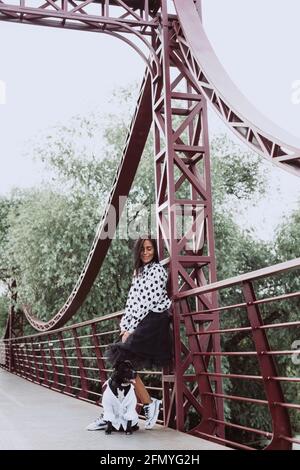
top-left (125, 430), bottom-right (133, 435)
top-left (105, 430), bottom-right (112, 435)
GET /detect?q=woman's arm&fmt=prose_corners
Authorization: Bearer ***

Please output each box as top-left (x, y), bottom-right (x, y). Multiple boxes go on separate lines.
top-left (119, 278), bottom-right (136, 332)
top-left (124, 264), bottom-right (168, 332)
top-left (121, 331), bottom-right (131, 343)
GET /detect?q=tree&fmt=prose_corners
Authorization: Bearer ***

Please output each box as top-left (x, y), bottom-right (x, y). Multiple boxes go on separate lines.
top-left (0, 196), bottom-right (15, 285)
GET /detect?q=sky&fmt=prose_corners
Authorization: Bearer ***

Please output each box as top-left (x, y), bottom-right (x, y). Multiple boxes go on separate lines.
top-left (0, 0), bottom-right (299, 242)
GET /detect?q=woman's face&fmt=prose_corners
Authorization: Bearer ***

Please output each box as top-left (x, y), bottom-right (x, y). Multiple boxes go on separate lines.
top-left (140, 239), bottom-right (155, 265)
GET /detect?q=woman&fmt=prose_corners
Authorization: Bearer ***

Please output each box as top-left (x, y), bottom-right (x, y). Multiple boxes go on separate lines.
top-left (86, 235), bottom-right (173, 431)
top-left (111, 236), bottom-right (172, 369)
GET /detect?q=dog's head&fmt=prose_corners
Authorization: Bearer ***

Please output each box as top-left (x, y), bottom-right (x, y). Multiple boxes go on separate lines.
top-left (112, 360), bottom-right (137, 386)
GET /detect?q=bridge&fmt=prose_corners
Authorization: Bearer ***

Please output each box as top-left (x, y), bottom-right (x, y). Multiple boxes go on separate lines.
top-left (0, 369), bottom-right (229, 450)
top-left (1, 258), bottom-right (300, 450)
top-left (0, 1), bottom-right (300, 451)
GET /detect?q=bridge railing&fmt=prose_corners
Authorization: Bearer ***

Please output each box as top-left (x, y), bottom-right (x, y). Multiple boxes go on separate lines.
top-left (0, 311), bottom-right (164, 421)
top-left (0, 258), bottom-right (299, 449)
top-left (175, 257), bottom-right (300, 450)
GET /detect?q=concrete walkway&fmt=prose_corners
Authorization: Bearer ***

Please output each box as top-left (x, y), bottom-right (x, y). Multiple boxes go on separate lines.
top-left (0, 369), bottom-right (228, 450)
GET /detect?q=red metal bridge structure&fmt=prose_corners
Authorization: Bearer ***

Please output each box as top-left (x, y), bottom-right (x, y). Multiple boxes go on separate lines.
top-left (0, 0), bottom-right (299, 450)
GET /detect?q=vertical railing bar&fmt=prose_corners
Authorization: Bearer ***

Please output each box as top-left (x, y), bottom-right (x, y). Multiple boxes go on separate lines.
top-left (40, 341), bottom-right (50, 387)
top-left (48, 334), bottom-right (60, 390)
top-left (24, 339), bottom-right (34, 381)
top-left (72, 327), bottom-right (89, 399)
top-left (58, 332), bottom-right (72, 393)
top-left (144, 0), bottom-right (149, 21)
top-left (105, 0), bottom-right (109, 17)
top-left (31, 338), bottom-right (42, 383)
top-left (91, 322), bottom-right (108, 404)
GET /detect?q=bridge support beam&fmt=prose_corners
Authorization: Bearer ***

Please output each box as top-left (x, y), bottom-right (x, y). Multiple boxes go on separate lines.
top-left (151, 0), bottom-right (223, 434)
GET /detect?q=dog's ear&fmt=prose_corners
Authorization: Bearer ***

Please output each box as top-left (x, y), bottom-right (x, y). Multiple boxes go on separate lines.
top-left (123, 360), bottom-right (133, 368)
top-left (114, 360), bottom-right (122, 369)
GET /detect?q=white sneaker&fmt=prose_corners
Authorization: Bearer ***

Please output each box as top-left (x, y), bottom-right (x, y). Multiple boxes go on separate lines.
top-left (143, 398), bottom-right (162, 430)
top-left (85, 414), bottom-right (107, 431)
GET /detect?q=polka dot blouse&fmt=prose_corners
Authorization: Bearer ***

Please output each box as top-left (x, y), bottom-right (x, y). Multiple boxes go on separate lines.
top-left (120, 262), bottom-right (171, 333)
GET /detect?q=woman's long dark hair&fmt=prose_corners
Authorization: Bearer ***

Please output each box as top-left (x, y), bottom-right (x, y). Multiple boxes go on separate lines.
top-left (133, 235), bottom-right (159, 276)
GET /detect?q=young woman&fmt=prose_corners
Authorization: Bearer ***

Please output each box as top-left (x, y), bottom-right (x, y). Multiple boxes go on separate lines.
top-left (86, 235), bottom-right (173, 431)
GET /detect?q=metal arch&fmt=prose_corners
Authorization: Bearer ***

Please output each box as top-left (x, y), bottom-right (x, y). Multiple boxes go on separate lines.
top-left (69, 19), bottom-right (161, 78)
top-left (0, 0), bottom-right (161, 79)
top-left (0, 1), bottom-right (160, 332)
top-left (174, 0), bottom-right (300, 177)
top-left (92, 29), bottom-right (160, 77)
top-left (1, 0), bottom-right (298, 333)
top-left (21, 70), bottom-right (153, 331)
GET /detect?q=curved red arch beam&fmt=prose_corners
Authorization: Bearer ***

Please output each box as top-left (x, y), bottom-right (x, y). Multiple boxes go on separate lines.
top-left (174, 0), bottom-right (300, 177)
top-left (22, 70), bottom-right (152, 331)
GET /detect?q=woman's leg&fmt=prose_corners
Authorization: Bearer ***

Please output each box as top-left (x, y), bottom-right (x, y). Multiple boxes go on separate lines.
top-left (134, 374), bottom-right (151, 404)
top-left (134, 375), bottom-right (161, 429)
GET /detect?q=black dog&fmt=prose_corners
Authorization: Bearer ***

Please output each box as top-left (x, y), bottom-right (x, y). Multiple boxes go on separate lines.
top-left (102, 360), bottom-right (139, 435)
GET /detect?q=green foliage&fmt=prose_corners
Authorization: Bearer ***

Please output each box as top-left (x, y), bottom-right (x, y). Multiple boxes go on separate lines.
top-left (0, 294), bottom-right (9, 336)
top-left (213, 211), bottom-right (274, 281)
top-left (275, 208), bottom-right (300, 261)
top-left (211, 134), bottom-right (269, 208)
top-left (0, 196), bottom-right (15, 282)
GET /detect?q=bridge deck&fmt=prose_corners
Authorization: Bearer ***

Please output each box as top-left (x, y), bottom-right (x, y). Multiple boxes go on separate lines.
top-left (0, 369), bottom-right (228, 450)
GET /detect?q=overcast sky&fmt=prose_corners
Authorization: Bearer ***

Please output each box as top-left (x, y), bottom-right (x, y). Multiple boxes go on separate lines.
top-left (0, 0), bottom-right (299, 242)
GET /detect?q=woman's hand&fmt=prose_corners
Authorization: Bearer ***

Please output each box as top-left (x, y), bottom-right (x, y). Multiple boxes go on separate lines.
top-left (121, 331), bottom-right (131, 343)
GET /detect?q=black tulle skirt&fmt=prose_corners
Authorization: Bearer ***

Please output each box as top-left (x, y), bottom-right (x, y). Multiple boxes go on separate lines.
top-left (107, 310), bottom-right (173, 370)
